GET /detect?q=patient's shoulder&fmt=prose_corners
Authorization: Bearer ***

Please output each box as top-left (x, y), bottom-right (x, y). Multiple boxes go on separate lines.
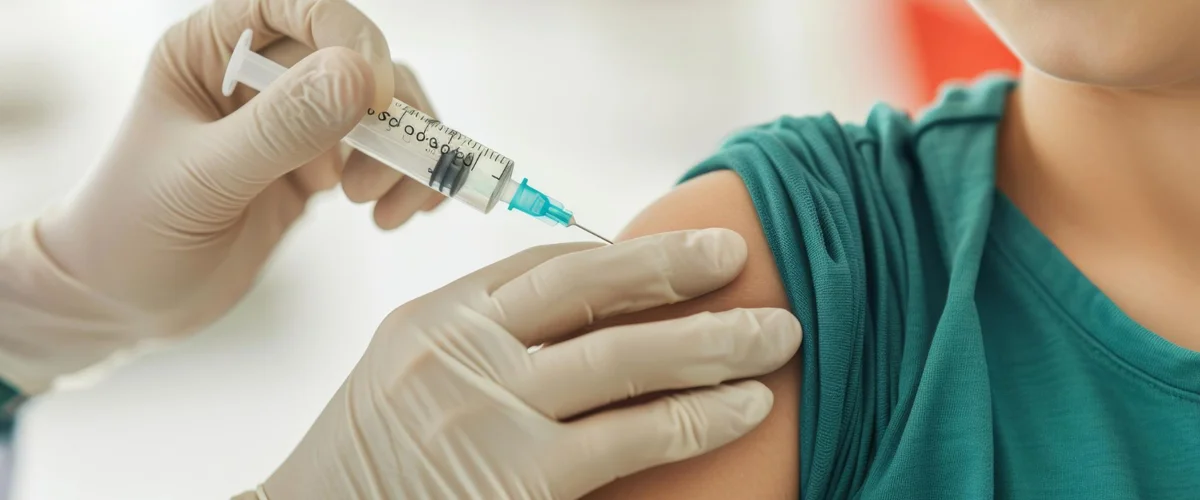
top-left (582, 169), bottom-right (800, 499)
top-left (586, 82), bottom-right (1012, 497)
top-left (621, 170), bottom-right (791, 309)
top-left (583, 111), bottom-right (908, 499)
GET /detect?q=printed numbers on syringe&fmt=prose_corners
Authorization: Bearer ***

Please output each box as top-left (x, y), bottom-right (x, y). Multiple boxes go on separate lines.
top-left (364, 103), bottom-right (512, 173)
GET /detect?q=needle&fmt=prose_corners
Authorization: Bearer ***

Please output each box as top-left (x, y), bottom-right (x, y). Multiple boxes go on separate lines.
top-left (571, 222), bottom-right (613, 244)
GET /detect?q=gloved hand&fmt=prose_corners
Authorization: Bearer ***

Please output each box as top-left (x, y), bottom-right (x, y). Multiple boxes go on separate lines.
top-left (240, 229), bottom-right (803, 500)
top-left (0, 0), bottom-right (441, 392)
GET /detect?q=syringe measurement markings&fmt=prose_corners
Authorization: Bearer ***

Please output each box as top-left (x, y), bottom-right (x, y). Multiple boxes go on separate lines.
top-left (375, 100), bottom-right (511, 177)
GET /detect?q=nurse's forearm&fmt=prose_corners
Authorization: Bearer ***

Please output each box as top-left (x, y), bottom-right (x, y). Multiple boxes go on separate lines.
top-left (0, 220), bottom-right (151, 394)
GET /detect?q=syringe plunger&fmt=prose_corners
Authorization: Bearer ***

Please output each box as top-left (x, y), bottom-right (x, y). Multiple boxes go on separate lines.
top-left (221, 36), bottom-right (284, 96)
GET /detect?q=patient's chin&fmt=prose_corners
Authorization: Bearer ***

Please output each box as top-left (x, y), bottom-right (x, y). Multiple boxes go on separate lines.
top-left (1016, 40), bottom-right (1200, 90)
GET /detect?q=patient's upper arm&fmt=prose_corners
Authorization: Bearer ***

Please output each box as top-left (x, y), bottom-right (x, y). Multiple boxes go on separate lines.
top-left (582, 170), bottom-right (801, 499)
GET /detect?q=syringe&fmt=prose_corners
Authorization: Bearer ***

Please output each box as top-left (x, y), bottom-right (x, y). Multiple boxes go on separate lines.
top-left (221, 29), bottom-right (610, 244)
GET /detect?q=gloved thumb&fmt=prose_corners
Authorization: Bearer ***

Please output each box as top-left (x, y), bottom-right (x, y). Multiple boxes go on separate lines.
top-left (205, 47), bottom-right (374, 199)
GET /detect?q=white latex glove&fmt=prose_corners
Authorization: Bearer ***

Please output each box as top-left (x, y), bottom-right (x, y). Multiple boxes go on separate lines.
top-left (0, 0), bottom-right (441, 393)
top-left (240, 229), bottom-right (802, 500)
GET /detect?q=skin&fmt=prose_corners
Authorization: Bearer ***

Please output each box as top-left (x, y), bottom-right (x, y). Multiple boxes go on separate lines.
top-left (977, 0), bottom-right (1200, 350)
top-left (581, 170), bottom-right (800, 499)
top-left (580, 1), bottom-right (1200, 496)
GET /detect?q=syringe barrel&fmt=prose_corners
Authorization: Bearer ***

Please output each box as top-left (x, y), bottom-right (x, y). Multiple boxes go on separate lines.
top-left (222, 29), bottom-right (514, 213)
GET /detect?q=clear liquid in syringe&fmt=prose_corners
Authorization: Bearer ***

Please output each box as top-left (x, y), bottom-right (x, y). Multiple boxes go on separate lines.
top-left (344, 98), bottom-right (516, 213)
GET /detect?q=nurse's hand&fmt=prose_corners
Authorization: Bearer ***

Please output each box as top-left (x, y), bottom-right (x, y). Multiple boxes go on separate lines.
top-left (243, 230), bottom-right (803, 500)
top-left (32, 2), bottom-right (438, 347)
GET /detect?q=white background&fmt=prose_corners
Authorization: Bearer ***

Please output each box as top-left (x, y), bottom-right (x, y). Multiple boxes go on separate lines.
top-left (0, 1), bottom-right (913, 498)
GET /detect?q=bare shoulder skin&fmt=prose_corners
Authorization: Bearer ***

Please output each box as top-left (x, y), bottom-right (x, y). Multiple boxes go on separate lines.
top-left (581, 170), bottom-right (801, 499)
top-left (977, 0), bottom-right (1200, 351)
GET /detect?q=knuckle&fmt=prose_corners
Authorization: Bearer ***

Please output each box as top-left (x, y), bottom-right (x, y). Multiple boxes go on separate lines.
top-left (147, 15), bottom-right (210, 98)
top-left (682, 310), bottom-right (731, 343)
top-left (543, 250), bottom-right (607, 289)
top-left (580, 336), bottom-right (620, 374)
top-left (697, 309), bottom-right (729, 325)
top-left (645, 240), bottom-right (688, 302)
top-left (718, 309), bottom-right (789, 366)
top-left (724, 308), bottom-right (762, 335)
top-left (663, 395), bottom-right (710, 458)
top-left (379, 303), bottom-right (420, 333)
top-left (149, 27), bottom-right (182, 69)
top-left (310, 0), bottom-right (386, 54)
top-left (247, 99), bottom-right (296, 159)
top-left (316, 46), bottom-right (365, 73)
top-left (311, 48), bottom-right (374, 108)
top-left (680, 312), bottom-right (740, 366)
top-left (516, 258), bottom-right (581, 301)
top-left (250, 50), bottom-right (372, 159)
top-left (485, 292), bottom-right (513, 328)
top-left (526, 265), bottom-right (567, 297)
top-left (662, 228), bottom-right (744, 285)
top-left (310, 0), bottom-right (355, 24)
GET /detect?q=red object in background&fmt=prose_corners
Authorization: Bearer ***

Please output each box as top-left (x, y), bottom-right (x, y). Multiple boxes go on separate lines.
top-left (898, 0), bottom-right (1020, 108)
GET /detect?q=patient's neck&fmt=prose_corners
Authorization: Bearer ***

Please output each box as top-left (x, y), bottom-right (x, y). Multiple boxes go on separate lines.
top-left (996, 67), bottom-right (1200, 349)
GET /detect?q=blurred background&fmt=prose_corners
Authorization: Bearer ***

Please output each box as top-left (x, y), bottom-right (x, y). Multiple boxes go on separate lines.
top-left (0, 0), bottom-right (1016, 498)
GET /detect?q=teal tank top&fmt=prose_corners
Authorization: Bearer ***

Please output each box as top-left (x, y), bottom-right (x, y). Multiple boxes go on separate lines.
top-left (681, 76), bottom-right (1200, 499)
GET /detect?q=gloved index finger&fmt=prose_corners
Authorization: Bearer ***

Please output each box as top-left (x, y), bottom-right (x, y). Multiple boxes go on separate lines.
top-left (208, 0), bottom-right (395, 110)
top-left (487, 229), bottom-right (749, 346)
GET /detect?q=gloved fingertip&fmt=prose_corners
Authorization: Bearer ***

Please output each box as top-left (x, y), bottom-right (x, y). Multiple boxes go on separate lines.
top-left (691, 228), bottom-right (748, 274)
top-left (421, 194), bottom-right (446, 212)
top-left (759, 308), bottom-right (804, 356)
